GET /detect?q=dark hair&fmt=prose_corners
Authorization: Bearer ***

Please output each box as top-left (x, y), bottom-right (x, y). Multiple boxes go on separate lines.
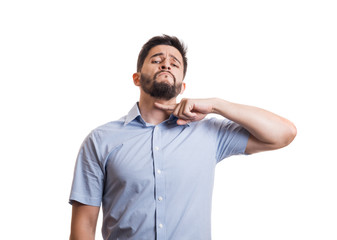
top-left (137, 34), bottom-right (188, 77)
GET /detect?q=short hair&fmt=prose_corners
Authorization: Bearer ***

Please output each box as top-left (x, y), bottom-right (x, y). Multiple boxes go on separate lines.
top-left (137, 34), bottom-right (188, 77)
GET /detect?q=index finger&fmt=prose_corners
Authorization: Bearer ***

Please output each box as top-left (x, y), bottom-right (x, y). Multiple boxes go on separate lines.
top-left (154, 102), bottom-right (177, 112)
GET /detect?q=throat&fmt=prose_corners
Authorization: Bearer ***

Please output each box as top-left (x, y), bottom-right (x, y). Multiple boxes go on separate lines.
top-left (138, 97), bottom-right (174, 125)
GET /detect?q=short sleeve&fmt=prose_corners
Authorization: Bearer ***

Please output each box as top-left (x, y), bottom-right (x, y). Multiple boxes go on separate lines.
top-left (211, 118), bottom-right (250, 163)
top-left (69, 131), bottom-right (104, 206)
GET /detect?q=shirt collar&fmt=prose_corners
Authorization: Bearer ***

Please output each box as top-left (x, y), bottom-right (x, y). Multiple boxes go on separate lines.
top-left (124, 103), bottom-right (142, 126)
top-left (124, 102), bottom-right (190, 127)
top-left (168, 114), bottom-right (191, 126)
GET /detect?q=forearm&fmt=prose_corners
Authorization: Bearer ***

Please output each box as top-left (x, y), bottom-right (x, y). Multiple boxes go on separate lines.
top-left (211, 98), bottom-right (297, 147)
top-left (70, 202), bottom-right (99, 240)
top-left (69, 227), bottom-right (95, 240)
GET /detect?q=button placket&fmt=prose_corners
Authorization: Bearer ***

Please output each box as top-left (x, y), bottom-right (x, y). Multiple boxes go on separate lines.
top-left (152, 125), bottom-right (166, 239)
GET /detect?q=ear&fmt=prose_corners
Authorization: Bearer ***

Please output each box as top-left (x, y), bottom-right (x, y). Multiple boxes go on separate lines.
top-left (179, 82), bottom-right (186, 95)
top-left (133, 73), bottom-right (141, 86)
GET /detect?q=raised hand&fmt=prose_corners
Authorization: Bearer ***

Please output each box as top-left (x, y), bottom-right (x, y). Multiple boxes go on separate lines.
top-left (154, 98), bottom-right (214, 125)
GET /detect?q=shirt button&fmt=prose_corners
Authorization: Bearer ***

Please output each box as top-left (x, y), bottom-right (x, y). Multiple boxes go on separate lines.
top-left (158, 196), bottom-right (163, 201)
top-left (159, 223), bottom-right (163, 228)
top-left (155, 146), bottom-right (160, 151)
top-left (157, 169), bottom-right (162, 174)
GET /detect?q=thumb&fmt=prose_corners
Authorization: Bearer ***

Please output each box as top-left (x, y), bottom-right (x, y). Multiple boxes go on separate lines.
top-left (176, 119), bottom-right (191, 125)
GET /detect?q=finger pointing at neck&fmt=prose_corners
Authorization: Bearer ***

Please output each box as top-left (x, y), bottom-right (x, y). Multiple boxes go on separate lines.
top-left (154, 102), bottom-right (177, 112)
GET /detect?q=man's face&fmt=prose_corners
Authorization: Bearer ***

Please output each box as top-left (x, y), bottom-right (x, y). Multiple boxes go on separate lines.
top-left (137, 45), bottom-right (185, 100)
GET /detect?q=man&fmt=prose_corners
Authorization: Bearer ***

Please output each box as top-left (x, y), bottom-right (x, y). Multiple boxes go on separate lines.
top-left (69, 35), bottom-right (296, 240)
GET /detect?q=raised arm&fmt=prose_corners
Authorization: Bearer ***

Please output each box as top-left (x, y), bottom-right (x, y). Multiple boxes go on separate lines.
top-left (210, 98), bottom-right (297, 154)
top-left (155, 98), bottom-right (297, 154)
top-left (70, 201), bottom-right (100, 240)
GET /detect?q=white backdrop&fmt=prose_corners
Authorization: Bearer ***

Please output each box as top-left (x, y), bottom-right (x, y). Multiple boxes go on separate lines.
top-left (1, 0), bottom-right (336, 239)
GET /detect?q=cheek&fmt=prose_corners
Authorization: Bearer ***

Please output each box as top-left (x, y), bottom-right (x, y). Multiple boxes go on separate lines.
top-left (175, 70), bottom-right (184, 81)
top-left (141, 73), bottom-right (152, 83)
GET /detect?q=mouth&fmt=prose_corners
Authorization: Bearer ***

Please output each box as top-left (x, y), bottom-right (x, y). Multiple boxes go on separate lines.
top-left (156, 71), bottom-right (175, 80)
top-left (158, 72), bottom-right (170, 76)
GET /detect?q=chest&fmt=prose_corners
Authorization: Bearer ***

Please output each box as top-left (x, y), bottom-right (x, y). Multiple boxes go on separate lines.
top-left (103, 125), bottom-right (216, 184)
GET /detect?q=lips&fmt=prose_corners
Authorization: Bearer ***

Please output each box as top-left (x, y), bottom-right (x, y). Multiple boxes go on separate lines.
top-left (156, 71), bottom-right (174, 79)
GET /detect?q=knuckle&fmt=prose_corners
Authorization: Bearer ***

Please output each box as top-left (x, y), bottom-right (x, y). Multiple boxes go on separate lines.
top-left (182, 109), bottom-right (189, 115)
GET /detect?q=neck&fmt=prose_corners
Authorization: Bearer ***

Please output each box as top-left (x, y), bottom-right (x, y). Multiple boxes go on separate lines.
top-left (138, 91), bottom-right (176, 125)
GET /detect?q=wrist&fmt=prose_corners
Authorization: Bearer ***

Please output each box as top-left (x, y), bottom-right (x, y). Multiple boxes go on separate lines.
top-left (211, 98), bottom-right (227, 115)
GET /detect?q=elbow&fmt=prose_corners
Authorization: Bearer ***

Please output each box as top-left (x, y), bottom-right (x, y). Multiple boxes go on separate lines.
top-left (287, 122), bottom-right (297, 145)
top-left (279, 122), bottom-right (297, 148)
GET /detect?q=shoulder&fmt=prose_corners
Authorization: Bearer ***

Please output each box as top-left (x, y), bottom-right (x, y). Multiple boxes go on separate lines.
top-left (183, 117), bottom-right (229, 139)
top-left (191, 117), bottom-right (247, 138)
top-left (94, 117), bottom-right (126, 133)
top-left (192, 116), bottom-right (230, 129)
top-left (87, 117), bottom-right (126, 144)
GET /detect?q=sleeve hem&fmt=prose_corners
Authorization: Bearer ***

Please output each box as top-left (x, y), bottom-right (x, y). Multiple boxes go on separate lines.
top-left (69, 193), bottom-right (101, 207)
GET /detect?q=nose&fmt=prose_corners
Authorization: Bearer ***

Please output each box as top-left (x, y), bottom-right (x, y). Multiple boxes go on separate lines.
top-left (160, 60), bottom-right (171, 71)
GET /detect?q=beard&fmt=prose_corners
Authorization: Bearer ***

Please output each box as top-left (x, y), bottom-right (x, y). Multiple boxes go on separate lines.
top-left (140, 70), bottom-right (182, 100)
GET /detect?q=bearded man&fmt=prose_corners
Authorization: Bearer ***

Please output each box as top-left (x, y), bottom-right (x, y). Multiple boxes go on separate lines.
top-left (69, 35), bottom-right (297, 240)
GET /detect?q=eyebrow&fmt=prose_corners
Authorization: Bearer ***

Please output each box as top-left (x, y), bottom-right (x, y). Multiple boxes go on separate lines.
top-left (150, 52), bottom-right (181, 65)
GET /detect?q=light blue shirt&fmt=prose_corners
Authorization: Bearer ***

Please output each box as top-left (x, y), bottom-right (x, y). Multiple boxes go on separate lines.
top-left (69, 103), bottom-right (249, 240)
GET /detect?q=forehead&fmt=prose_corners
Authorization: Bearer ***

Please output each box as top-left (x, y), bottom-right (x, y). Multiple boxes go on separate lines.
top-left (146, 45), bottom-right (183, 62)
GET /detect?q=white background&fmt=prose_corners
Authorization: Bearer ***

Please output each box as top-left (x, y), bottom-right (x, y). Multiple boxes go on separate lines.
top-left (1, 0), bottom-right (336, 239)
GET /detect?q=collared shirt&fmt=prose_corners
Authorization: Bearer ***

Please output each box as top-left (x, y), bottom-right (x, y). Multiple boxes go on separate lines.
top-left (69, 103), bottom-right (249, 240)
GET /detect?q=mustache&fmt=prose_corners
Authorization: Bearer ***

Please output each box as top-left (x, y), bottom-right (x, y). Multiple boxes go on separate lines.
top-left (154, 70), bottom-right (175, 82)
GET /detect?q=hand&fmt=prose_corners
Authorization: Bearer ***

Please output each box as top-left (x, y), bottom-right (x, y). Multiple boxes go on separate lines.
top-left (154, 98), bottom-right (214, 125)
